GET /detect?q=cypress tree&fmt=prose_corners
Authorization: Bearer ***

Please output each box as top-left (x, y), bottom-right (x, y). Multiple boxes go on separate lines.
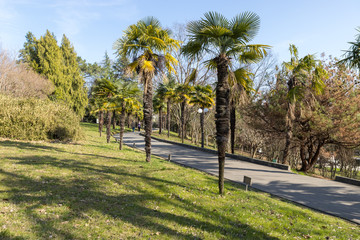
top-left (61, 34), bottom-right (88, 117)
top-left (36, 30), bottom-right (66, 102)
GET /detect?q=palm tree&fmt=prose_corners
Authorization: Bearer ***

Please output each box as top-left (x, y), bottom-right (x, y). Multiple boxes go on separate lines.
top-left (339, 27), bottom-right (360, 71)
top-left (89, 96), bottom-right (105, 137)
top-left (153, 92), bottom-right (166, 134)
top-left (189, 85), bottom-right (215, 148)
top-left (175, 83), bottom-right (194, 143)
top-left (113, 81), bottom-right (141, 150)
top-left (92, 78), bottom-right (118, 143)
top-left (281, 44), bottom-right (327, 165)
top-left (182, 12), bottom-right (269, 194)
top-left (162, 77), bottom-right (178, 138)
top-left (114, 17), bottom-right (180, 162)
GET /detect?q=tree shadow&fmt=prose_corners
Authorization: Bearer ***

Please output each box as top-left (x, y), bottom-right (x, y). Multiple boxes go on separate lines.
top-left (0, 155), bottom-right (279, 239)
top-left (256, 180), bottom-right (360, 224)
top-left (0, 140), bottom-right (61, 151)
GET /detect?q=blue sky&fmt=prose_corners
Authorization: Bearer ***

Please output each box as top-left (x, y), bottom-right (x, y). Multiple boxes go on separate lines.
top-left (1, 0), bottom-right (360, 64)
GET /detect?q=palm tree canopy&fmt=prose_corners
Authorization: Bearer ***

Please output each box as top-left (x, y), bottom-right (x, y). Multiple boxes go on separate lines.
top-left (181, 11), bottom-right (270, 65)
top-left (113, 17), bottom-right (180, 79)
top-left (189, 85), bottom-right (215, 109)
top-left (282, 44), bottom-right (327, 101)
top-left (112, 81), bottom-right (141, 113)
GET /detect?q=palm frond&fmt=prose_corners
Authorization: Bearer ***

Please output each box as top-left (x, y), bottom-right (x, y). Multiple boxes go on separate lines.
top-left (231, 12), bottom-right (260, 42)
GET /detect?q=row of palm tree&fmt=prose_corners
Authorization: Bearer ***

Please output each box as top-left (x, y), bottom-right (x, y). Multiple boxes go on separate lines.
top-left (90, 78), bottom-right (142, 149)
top-left (112, 12), bottom-right (269, 194)
top-left (154, 77), bottom-right (215, 146)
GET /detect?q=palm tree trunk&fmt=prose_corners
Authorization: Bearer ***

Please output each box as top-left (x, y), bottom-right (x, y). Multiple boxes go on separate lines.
top-left (119, 107), bottom-right (125, 150)
top-left (127, 113), bottom-right (131, 128)
top-left (181, 100), bottom-right (185, 143)
top-left (230, 101), bottom-right (236, 154)
top-left (143, 73), bottom-right (153, 162)
top-left (200, 107), bottom-right (204, 148)
top-left (99, 111), bottom-right (104, 137)
top-left (167, 100), bottom-right (171, 138)
top-left (159, 106), bottom-right (162, 134)
top-left (112, 110), bottom-right (116, 129)
top-left (215, 54), bottom-right (230, 195)
top-left (106, 110), bottom-right (112, 143)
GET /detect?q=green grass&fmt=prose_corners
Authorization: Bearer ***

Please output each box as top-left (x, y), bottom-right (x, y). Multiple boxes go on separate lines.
top-left (0, 123), bottom-right (358, 239)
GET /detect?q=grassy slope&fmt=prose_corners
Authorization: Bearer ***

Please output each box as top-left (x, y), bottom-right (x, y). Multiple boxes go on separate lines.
top-left (0, 123), bottom-right (358, 240)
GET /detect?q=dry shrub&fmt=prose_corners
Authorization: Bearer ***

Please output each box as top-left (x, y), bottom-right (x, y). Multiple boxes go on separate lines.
top-left (0, 94), bottom-right (81, 141)
top-left (0, 50), bottom-right (53, 98)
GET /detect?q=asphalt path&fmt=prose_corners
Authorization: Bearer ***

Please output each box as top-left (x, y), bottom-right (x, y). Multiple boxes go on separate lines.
top-left (117, 132), bottom-right (360, 224)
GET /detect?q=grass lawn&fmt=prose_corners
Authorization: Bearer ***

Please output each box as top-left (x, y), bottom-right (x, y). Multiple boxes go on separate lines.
top-left (0, 123), bottom-right (358, 239)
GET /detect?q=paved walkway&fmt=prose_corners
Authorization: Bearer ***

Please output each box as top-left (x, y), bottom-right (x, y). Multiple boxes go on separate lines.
top-left (118, 132), bottom-right (360, 224)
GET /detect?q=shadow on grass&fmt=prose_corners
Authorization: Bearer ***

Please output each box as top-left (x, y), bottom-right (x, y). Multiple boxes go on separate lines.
top-left (0, 154), bottom-right (280, 239)
top-left (1, 139), bottom-right (126, 162)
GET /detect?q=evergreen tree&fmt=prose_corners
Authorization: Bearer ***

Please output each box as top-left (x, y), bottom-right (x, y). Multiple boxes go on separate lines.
top-left (19, 30), bottom-right (88, 118)
top-left (61, 35), bottom-right (88, 117)
top-left (18, 32), bottom-right (39, 71)
top-left (37, 30), bottom-right (66, 102)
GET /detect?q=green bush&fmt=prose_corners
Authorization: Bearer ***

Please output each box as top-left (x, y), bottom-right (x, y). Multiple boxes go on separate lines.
top-left (0, 94), bottom-right (81, 141)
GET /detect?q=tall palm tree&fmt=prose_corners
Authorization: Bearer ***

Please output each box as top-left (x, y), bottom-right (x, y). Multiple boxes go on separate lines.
top-left (182, 12), bottom-right (269, 194)
top-left (189, 85), bottom-right (215, 148)
top-left (281, 44), bottom-right (327, 164)
top-left (114, 17), bottom-right (180, 162)
top-left (174, 68), bottom-right (197, 143)
top-left (162, 77), bottom-right (178, 138)
top-left (175, 83), bottom-right (194, 143)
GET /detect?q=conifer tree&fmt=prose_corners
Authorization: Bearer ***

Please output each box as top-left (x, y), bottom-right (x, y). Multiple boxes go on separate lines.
top-left (61, 35), bottom-right (88, 117)
top-left (37, 30), bottom-right (66, 102)
top-left (19, 30), bottom-right (88, 118)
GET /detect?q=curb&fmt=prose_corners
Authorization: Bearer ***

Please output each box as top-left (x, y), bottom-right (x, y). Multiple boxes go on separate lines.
top-left (143, 133), bottom-right (290, 171)
top-left (335, 176), bottom-right (360, 187)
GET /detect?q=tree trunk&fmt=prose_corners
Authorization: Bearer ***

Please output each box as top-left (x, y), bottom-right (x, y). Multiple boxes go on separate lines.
top-left (106, 110), bottom-right (112, 143)
top-left (167, 100), bottom-right (171, 138)
top-left (230, 101), bottom-right (236, 154)
top-left (159, 106), bottom-right (162, 134)
top-left (99, 111), bottom-right (104, 137)
top-left (181, 101), bottom-right (186, 143)
top-left (119, 106), bottom-right (126, 150)
top-left (282, 102), bottom-right (294, 164)
top-left (200, 107), bottom-right (204, 148)
top-left (112, 110), bottom-right (116, 129)
top-left (215, 54), bottom-right (230, 195)
top-left (300, 140), bottom-right (324, 172)
top-left (143, 73), bottom-right (153, 162)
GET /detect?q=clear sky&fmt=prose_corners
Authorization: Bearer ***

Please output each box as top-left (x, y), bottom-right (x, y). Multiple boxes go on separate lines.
top-left (1, 0), bottom-right (360, 64)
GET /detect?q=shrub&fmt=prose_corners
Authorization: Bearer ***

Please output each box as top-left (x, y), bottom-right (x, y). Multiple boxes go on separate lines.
top-left (0, 50), bottom-right (53, 98)
top-left (0, 94), bottom-right (81, 141)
